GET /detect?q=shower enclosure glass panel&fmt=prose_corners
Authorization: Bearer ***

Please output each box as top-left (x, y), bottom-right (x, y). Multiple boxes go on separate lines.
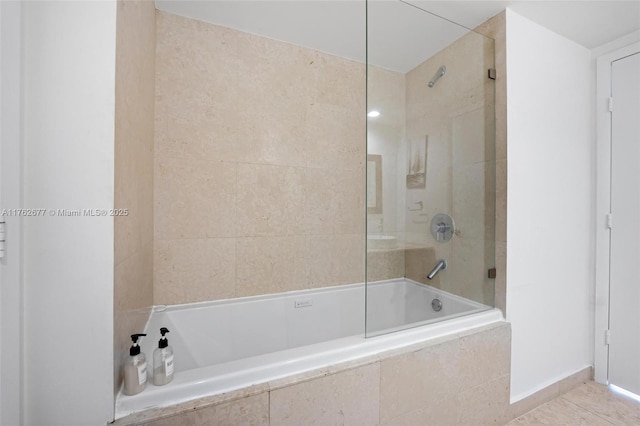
top-left (365, 0), bottom-right (496, 337)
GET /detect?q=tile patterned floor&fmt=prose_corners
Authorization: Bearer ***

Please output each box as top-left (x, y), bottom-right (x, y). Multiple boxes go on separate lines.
top-left (508, 381), bottom-right (640, 425)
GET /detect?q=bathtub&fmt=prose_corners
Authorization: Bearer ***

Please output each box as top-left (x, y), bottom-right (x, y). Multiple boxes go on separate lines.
top-left (115, 278), bottom-right (502, 418)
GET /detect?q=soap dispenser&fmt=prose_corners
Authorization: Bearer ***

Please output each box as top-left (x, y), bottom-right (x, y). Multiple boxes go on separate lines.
top-left (153, 327), bottom-right (174, 386)
top-left (123, 333), bottom-right (148, 395)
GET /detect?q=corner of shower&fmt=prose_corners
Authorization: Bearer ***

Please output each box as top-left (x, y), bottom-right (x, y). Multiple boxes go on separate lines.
top-left (365, 0), bottom-right (498, 337)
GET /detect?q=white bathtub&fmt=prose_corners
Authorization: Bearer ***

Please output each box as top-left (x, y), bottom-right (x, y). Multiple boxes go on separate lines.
top-left (115, 278), bottom-right (501, 418)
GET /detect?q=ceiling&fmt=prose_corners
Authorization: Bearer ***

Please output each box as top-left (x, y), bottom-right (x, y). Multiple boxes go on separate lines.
top-left (155, 0), bottom-right (640, 72)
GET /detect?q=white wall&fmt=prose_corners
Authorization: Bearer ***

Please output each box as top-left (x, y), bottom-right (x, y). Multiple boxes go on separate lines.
top-left (505, 9), bottom-right (594, 401)
top-left (1, 1), bottom-right (24, 424)
top-left (22, 1), bottom-right (116, 424)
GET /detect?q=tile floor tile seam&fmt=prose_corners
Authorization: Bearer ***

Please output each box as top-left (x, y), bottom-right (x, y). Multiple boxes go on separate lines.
top-left (564, 382), bottom-right (640, 414)
top-left (557, 395), bottom-right (617, 426)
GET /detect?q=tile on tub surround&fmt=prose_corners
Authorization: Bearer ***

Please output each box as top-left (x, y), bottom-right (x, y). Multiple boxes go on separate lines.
top-left (154, 157), bottom-right (236, 240)
top-left (379, 337), bottom-right (461, 423)
top-left (303, 102), bottom-right (365, 171)
top-left (380, 394), bottom-right (459, 426)
top-left (154, 10), bottom-right (368, 305)
top-left (303, 167), bottom-right (365, 236)
top-left (451, 237), bottom-right (495, 305)
top-left (154, 238), bottom-right (235, 305)
top-left (457, 374), bottom-right (511, 426)
top-left (306, 234), bottom-right (365, 288)
top-left (379, 322), bottom-right (511, 424)
top-left (235, 163), bottom-right (306, 237)
top-left (115, 0), bottom-right (155, 394)
top-left (236, 236), bottom-right (308, 296)
top-left (367, 248), bottom-right (405, 282)
top-left (457, 321), bottom-right (511, 388)
top-left (140, 392), bottom-right (269, 426)
top-left (155, 12), bottom-right (240, 127)
top-left (404, 247), bottom-right (439, 286)
top-left (269, 363), bottom-right (380, 426)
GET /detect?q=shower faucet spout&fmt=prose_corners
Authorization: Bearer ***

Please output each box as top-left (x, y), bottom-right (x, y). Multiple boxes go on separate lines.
top-left (427, 259), bottom-right (447, 280)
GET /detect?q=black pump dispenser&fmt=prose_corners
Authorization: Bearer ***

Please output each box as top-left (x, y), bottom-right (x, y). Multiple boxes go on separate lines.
top-left (158, 327), bottom-right (170, 349)
top-left (130, 333), bottom-right (146, 356)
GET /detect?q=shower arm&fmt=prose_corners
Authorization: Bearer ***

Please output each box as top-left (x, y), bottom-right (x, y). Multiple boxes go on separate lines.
top-left (428, 65), bottom-right (446, 88)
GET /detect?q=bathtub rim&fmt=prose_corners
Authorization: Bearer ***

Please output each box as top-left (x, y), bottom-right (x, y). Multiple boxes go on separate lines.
top-left (150, 277), bottom-right (488, 314)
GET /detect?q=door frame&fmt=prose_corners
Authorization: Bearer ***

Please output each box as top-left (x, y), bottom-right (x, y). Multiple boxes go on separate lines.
top-left (594, 41), bottom-right (640, 385)
top-left (0, 1), bottom-right (23, 424)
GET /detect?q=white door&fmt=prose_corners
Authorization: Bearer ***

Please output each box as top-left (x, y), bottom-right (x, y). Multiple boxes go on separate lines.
top-left (609, 51), bottom-right (640, 395)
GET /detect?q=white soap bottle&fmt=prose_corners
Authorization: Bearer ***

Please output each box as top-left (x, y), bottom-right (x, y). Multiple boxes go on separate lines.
top-left (123, 333), bottom-right (148, 395)
top-left (153, 327), bottom-right (174, 386)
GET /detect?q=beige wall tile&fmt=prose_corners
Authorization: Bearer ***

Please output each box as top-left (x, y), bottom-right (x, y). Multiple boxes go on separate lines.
top-left (404, 247), bottom-right (439, 286)
top-left (380, 324), bottom-right (511, 423)
top-left (236, 236), bottom-right (307, 297)
top-left (143, 392), bottom-right (269, 426)
top-left (235, 33), bottom-right (312, 168)
top-left (114, 0), bottom-right (156, 393)
top-left (367, 249), bottom-right (405, 282)
top-left (311, 51), bottom-right (366, 112)
top-left (380, 394), bottom-right (458, 426)
top-left (114, 244), bottom-right (153, 393)
top-left (155, 157), bottom-right (236, 240)
top-left (154, 238), bottom-right (235, 305)
top-left (154, 11), bottom-right (370, 304)
top-left (453, 162), bottom-right (489, 240)
top-left (379, 338), bottom-right (460, 423)
top-left (155, 12), bottom-right (239, 125)
top-left (304, 102), bottom-right (365, 171)
top-left (458, 322), bottom-right (511, 389)
top-left (306, 234), bottom-right (365, 288)
top-left (451, 238), bottom-right (493, 304)
top-left (456, 374), bottom-right (510, 426)
top-left (235, 163), bottom-right (305, 237)
top-left (304, 167), bottom-right (365, 235)
top-left (269, 363), bottom-right (380, 426)
top-left (157, 111), bottom-right (240, 163)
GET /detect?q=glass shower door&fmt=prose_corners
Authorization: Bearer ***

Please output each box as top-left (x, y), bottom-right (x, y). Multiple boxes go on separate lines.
top-left (365, 0), bottom-right (496, 337)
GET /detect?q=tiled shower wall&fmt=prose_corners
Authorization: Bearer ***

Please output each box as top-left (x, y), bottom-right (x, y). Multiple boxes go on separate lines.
top-left (153, 12), bottom-right (366, 305)
top-left (114, 0), bottom-right (156, 393)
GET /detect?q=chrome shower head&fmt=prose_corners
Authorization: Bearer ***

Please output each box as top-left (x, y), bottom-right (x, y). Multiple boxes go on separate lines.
top-left (428, 65), bottom-right (446, 88)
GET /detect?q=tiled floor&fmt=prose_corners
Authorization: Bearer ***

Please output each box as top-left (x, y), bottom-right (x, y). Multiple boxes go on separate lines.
top-left (509, 381), bottom-right (640, 425)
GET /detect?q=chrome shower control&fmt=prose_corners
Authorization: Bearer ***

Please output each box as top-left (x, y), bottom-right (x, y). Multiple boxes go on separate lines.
top-left (430, 213), bottom-right (455, 242)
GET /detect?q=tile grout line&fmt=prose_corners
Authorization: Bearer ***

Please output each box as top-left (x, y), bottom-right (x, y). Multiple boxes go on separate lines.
top-left (558, 395), bottom-right (617, 425)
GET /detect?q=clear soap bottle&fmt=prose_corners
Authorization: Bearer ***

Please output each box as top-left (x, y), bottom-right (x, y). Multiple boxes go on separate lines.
top-left (153, 327), bottom-right (174, 386)
top-left (123, 333), bottom-right (147, 395)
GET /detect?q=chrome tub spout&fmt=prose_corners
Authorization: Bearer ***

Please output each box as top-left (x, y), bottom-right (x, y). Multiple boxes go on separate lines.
top-left (427, 259), bottom-right (447, 280)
